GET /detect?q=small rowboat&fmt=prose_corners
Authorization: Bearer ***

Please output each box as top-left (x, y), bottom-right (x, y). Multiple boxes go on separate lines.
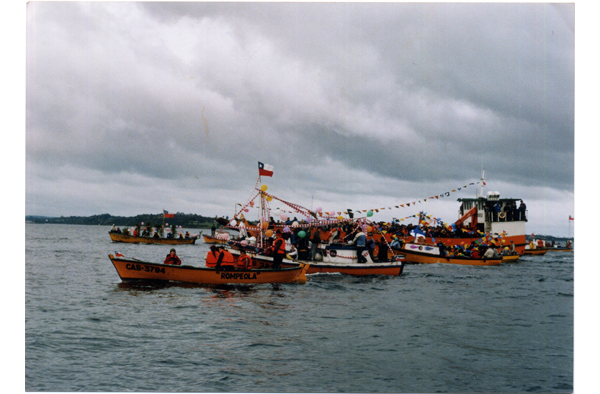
top-left (522, 248), bottom-right (548, 255)
top-left (108, 254), bottom-right (309, 285)
top-left (401, 243), bottom-right (502, 266)
top-left (109, 231), bottom-right (199, 245)
top-left (547, 247), bottom-right (573, 252)
top-left (202, 234), bottom-right (228, 244)
top-left (502, 254), bottom-right (521, 262)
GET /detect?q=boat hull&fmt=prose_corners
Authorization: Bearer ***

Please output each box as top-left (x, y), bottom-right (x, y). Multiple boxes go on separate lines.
top-left (109, 232), bottom-right (197, 245)
top-left (108, 254), bottom-right (308, 284)
top-left (401, 244), bottom-right (502, 266)
top-left (523, 248), bottom-right (548, 255)
top-left (547, 248), bottom-right (573, 252)
top-left (228, 247), bottom-right (404, 276)
top-left (202, 234), bottom-right (228, 244)
top-left (502, 254), bottom-right (521, 262)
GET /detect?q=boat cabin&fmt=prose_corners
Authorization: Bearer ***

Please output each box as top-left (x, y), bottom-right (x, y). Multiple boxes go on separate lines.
top-left (457, 192), bottom-right (527, 235)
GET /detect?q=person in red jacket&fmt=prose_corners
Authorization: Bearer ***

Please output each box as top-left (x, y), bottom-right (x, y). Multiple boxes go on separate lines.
top-left (237, 250), bottom-right (252, 269)
top-left (164, 248), bottom-right (182, 265)
top-left (271, 231), bottom-right (287, 269)
top-left (216, 246), bottom-right (236, 270)
top-left (205, 245), bottom-right (219, 268)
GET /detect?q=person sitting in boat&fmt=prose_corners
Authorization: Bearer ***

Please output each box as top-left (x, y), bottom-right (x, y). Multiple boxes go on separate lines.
top-left (390, 237), bottom-right (403, 250)
top-left (153, 231), bottom-right (160, 238)
top-left (164, 248), bottom-right (182, 265)
top-left (184, 231), bottom-right (190, 239)
top-left (483, 246), bottom-right (499, 259)
top-left (166, 231), bottom-right (173, 238)
top-left (470, 247), bottom-right (481, 259)
top-left (216, 246), bottom-right (235, 270)
top-left (110, 224), bottom-right (116, 232)
top-left (501, 247), bottom-right (511, 256)
top-left (205, 245), bottom-right (219, 268)
top-left (237, 250), bottom-right (252, 270)
top-left (309, 227), bottom-right (321, 261)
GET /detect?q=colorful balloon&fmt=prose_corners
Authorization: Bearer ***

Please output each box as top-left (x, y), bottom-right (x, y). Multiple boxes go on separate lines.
top-left (261, 184), bottom-right (268, 192)
top-left (298, 230), bottom-right (306, 238)
top-left (265, 230), bottom-right (273, 237)
top-left (280, 214), bottom-right (288, 221)
top-left (367, 210), bottom-right (373, 217)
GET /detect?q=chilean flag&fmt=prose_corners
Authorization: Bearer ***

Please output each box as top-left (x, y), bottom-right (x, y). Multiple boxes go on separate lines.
top-left (258, 162), bottom-right (274, 177)
top-left (163, 210), bottom-right (175, 218)
top-left (569, 215), bottom-right (574, 221)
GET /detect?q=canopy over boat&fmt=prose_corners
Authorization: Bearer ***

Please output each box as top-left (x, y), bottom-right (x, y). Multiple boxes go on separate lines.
top-left (108, 254), bottom-right (308, 285)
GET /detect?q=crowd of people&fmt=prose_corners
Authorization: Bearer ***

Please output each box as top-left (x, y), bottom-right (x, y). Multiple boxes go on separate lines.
top-left (110, 224), bottom-right (193, 239)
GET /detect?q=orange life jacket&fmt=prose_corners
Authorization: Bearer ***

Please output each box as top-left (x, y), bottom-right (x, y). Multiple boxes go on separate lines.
top-left (206, 251), bottom-right (219, 268)
top-left (219, 250), bottom-right (236, 267)
top-left (238, 255), bottom-right (252, 269)
top-left (273, 237), bottom-right (286, 256)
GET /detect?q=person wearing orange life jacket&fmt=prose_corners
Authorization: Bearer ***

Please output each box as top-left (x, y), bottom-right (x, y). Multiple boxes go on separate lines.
top-left (271, 231), bottom-right (287, 269)
top-left (216, 246), bottom-right (236, 270)
top-left (205, 245), bottom-right (219, 268)
top-left (537, 239), bottom-right (544, 248)
top-left (237, 250), bottom-right (252, 269)
top-left (164, 248), bottom-right (182, 265)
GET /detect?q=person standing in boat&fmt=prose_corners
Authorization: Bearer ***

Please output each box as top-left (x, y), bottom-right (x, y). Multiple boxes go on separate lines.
top-left (271, 231), bottom-right (287, 269)
top-left (518, 200), bottom-right (527, 221)
top-left (309, 226), bottom-right (321, 261)
top-left (164, 248), bottom-right (182, 265)
top-left (352, 228), bottom-right (368, 264)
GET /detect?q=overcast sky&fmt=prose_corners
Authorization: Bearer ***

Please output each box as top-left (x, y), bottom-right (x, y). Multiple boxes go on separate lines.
top-left (23, 2), bottom-right (578, 236)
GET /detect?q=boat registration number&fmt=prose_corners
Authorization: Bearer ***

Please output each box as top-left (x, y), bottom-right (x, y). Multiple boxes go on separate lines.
top-left (125, 263), bottom-right (166, 274)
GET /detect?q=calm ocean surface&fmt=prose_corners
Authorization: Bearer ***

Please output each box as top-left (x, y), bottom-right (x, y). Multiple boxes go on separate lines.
top-left (25, 224), bottom-right (573, 392)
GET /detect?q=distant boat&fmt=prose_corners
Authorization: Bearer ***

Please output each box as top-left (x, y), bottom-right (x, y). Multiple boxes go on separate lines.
top-left (108, 254), bottom-right (308, 285)
top-left (522, 248), bottom-right (548, 256)
top-left (109, 231), bottom-right (199, 245)
top-left (203, 233), bottom-right (229, 244)
top-left (401, 243), bottom-right (502, 266)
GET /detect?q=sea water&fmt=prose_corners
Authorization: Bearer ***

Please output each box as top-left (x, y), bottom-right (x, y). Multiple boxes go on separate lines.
top-left (25, 224), bottom-right (573, 392)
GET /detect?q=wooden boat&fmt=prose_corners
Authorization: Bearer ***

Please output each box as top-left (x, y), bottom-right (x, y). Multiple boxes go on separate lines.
top-left (229, 244), bottom-right (404, 276)
top-left (109, 231), bottom-right (199, 245)
top-left (502, 254), bottom-right (521, 262)
top-left (108, 254), bottom-right (309, 285)
top-left (522, 248), bottom-right (548, 255)
top-left (547, 247), bottom-right (573, 252)
top-left (203, 233), bottom-right (229, 244)
top-left (401, 243), bottom-right (502, 266)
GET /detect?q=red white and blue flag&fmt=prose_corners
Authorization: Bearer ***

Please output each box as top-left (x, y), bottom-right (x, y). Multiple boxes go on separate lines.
top-left (569, 215), bottom-right (574, 221)
top-left (163, 210), bottom-right (175, 218)
top-left (115, 252), bottom-right (124, 257)
top-left (258, 162), bottom-right (274, 177)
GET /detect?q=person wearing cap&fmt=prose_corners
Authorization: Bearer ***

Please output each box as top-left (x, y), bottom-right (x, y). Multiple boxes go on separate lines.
top-left (164, 248), bottom-right (182, 265)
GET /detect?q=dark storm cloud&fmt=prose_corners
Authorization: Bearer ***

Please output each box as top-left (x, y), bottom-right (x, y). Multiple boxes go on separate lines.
top-left (26, 2), bottom-right (574, 235)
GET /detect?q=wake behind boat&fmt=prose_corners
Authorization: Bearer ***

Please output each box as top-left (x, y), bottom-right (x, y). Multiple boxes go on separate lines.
top-left (108, 254), bottom-right (308, 285)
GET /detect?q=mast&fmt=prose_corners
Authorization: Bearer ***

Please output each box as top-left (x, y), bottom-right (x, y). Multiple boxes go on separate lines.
top-left (477, 169), bottom-right (486, 198)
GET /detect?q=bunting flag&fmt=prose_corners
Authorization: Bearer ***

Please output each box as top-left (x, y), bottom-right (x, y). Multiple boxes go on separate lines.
top-left (258, 162), bottom-right (274, 177)
top-left (163, 210), bottom-right (175, 218)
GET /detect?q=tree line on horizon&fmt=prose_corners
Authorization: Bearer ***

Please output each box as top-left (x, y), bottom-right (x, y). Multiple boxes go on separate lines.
top-left (25, 213), bottom-right (222, 228)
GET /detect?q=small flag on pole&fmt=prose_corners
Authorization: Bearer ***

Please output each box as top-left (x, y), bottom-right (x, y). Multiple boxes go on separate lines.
top-left (115, 252), bottom-right (124, 257)
top-left (569, 215), bottom-right (574, 221)
top-left (258, 162), bottom-right (274, 177)
top-left (163, 210), bottom-right (175, 218)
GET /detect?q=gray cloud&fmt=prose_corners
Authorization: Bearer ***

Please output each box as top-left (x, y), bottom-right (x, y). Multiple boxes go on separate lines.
top-left (26, 2), bottom-right (574, 235)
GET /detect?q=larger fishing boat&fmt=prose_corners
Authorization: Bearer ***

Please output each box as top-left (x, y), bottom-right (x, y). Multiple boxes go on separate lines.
top-left (399, 172), bottom-right (528, 254)
top-left (401, 242), bottom-right (502, 266)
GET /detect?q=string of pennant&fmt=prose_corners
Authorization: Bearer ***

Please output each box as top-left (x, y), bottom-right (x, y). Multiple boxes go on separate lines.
top-left (256, 180), bottom-right (485, 218)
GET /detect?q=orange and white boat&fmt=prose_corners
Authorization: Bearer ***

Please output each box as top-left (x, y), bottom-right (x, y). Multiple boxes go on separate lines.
top-left (108, 254), bottom-right (308, 285)
top-left (228, 244), bottom-right (404, 276)
top-left (401, 243), bottom-right (502, 266)
top-left (202, 233), bottom-right (229, 244)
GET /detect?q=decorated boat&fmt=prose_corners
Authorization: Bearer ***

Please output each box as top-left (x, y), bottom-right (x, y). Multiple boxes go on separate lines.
top-left (109, 231), bottom-right (199, 245)
top-left (401, 242), bottom-right (502, 266)
top-left (228, 243), bottom-right (404, 276)
top-left (108, 254), bottom-right (309, 285)
top-left (202, 233), bottom-right (229, 244)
